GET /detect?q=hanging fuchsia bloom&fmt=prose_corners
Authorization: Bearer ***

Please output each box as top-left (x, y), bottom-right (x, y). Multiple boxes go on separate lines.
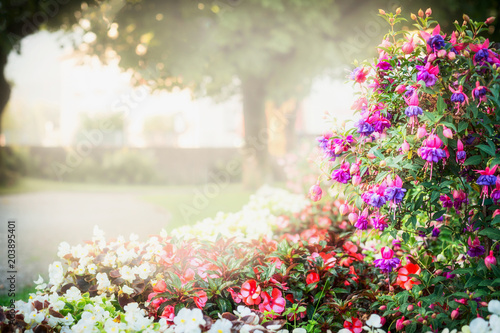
top-left (366, 111), bottom-right (391, 133)
top-left (403, 91), bottom-right (423, 132)
top-left (456, 139), bottom-right (466, 163)
top-left (472, 81), bottom-right (489, 104)
top-left (364, 184), bottom-right (388, 208)
top-left (420, 24), bottom-right (445, 53)
top-left (449, 85), bottom-right (468, 113)
top-left (475, 165), bottom-right (498, 201)
top-left (449, 31), bottom-right (467, 53)
top-left (351, 96), bottom-right (368, 111)
top-left (418, 134), bottom-right (447, 178)
top-left (374, 247), bottom-right (400, 273)
top-left (377, 53), bottom-right (393, 71)
top-left (309, 184), bottom-right (323, 202)
top-left (354, 208), bottom-right (370, 230)
top-left (416, 62), bottom-right (439, 87)
top-left (440, 194), bottom-right (453, 208)
top-left (467, 236), bottom-right (485, 257)
top-left (469, 38), bottom-right (500, 66)
top-left (452, 190), bottom-right (468, 211)
top-left (402, 36), bottom-right (416, 54)
top-left (490, 177), bottom-right (500, 204)
top-left (350, 67), bottom-right (369, 84)
top-left (331, 162), bottom-right (351, 184)
top-left (384, 175), bottom-right (407, 205)
top-left (371, 214), bottom-right (389, 231)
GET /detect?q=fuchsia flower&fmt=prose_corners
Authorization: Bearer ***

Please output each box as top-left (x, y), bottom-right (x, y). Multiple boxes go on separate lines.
top-left (402, 36), bottom-right (416, 54)
top-left (259, 288), bottom-right (286, 315)
top-left (351, 67), bottom-right (369, 84)
top-left (418, 134), bottom-right (447, 178)
top-left (417, 125), bottom-right (427, 139)
top-left (371, 214), bottom-right (389, 231)
top-left (485, 251), bottom-right (497, 270)
top-left (416, 62), bottom-right (439, 87)
top-left (403, 91), bottom-right (423, 132)
top-left (384, 175), bottom-right (407, 205)
top-left (452, 190), bottom-right (468, 211)
top-left (395, 84), bottom-right (407, 94)
top-left (449, 31), bottom-right (467, 52)
top-left (354, 208), bottom-right (370, 230)
top-left (469, 38), bottom-right (500, 66)
top-left (456, 139), bottom-right (466, 163)
top-left (472, 81), bottom-right (489, 104)
top-left (475, 165), bottom-right (498, 201)
top-left (490, 176), bottom-right (500, 204)
top-left (309, 184), bottom-right (322, 202)
top-left (467, 236), bottom-right (485, 257)
top-left (420, 24), bottom-right (445, 53)
top-left (374, 247), bottom-right (400, 273)
top-left (401, 140), bottom-right (410, 153)
top-left (364, 184), bottom-right (388, 208)
top-left (449, 85), bottom-right (468, 113)
top-left (331, 162), bottom-right (351, 184)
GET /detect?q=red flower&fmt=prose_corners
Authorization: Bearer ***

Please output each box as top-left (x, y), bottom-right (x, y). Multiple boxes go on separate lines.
top-left (343, 317), bottom-right (363, 333)
top-left (153, 279), bottom-right (167, 293)
top-left (160, 305), bottom-right (175, 325)
top-left (259, 288), bottom-right (286, 315)
top-left (306, 271), bottom-right (320, 286)
top-left (309, 251), bottom-right (336, 269)
top-left (194, 290), bottom-right (207, 309)
top-left (240, 279), bottom-right (262, 305)
top-left (396, 263), bottom-right (421, 290)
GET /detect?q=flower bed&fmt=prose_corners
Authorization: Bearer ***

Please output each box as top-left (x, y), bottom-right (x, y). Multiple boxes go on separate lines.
top-left (3, 7), bottom-right (500, 333)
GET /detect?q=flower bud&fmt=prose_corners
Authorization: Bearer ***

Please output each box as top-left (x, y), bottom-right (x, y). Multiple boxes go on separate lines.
top-left (411, 13), bottom-right (417, 20)
top-left (379, 9), bottom-right (386, 15)
top-left (380, 317), bottom-right (386, 325)
top-left (379, 160), bottom-right (387, 167)
top-left (350, 163), bottom-right (359, 175)
top-left (435, 269), bottom-right (443, 275)
top-left (448, 51), bottom-right (456, 60)
top-left (396, 7), bottom-right (401, 15)
top-left (463, 14), bottom-right (470, 22)
top-left (396, 317), bottom-right (405, 331)
top-left (425, 8), bottom-right (432, 17)
top-left (437, 49), bottom-right (447, 58)
top-left (401, 140), bottom-right (410, 153)
top-left (352, 174), bottom-right (361, 186)
top-left (367, 153), bottom-right (376, 159)
top-left (463, 50), bottom-right (470, 58)
top-left (402, 42), bottom-right (415, 54)
top-left (395, 84), bottom-right (406, 94)
top-left (451, 309), bottom-right (460, 320)
top-left (407, 304), bottom-right (414, 311)
top-left (418, 9), bottom-right (424, 18)
top-left (309, 184), bottom-right (323, 202)
top-left (428, 53), bottom-right (436, 62)
top-left (348, 212), bottom-right (358, 224)
top-left (432, 313), bottom-right (437, 319)
top-left (339, 204), bottom-right (349, 215)
top-left (379, 305), bottom-right (387, 311)
top-left (493, 209), bottom-right (500, 218)
top-left (442, 126), bottom-right (453, 139)
top-left (417, 126), bottom-right (427, 139)
top-left (485, 250), bottom-right (497, 270)
top-left (486, 17), bottom-right (496, 25)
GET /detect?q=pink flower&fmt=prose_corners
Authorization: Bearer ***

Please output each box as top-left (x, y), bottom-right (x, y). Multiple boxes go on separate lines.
top-left (343, 317), bottom-right (363, 333)
top-left (194, 290), bottom-right (207, 309)
top-left (401, 140), bottom-right (410, 153)
top-left (485, 251), bottom-right (497, 270)
top-left (395, 84), bottom-right (407, 94)
top-left (259, 288), bottom-right (286, 315)
top-left (160, 305), bottom-right (175, 324)
top-left (472, 81), bottom-right (490, 104)
top-left (306, 271), bottom-right (320, 286)
top-left (309, 184), bottom-right (322, 202)
top-left (456, 139), bottom-right (466, 163)
top-left (417, 125), bottom-right (427, 139)
top-left (442, 125), bottom-right (453, 139)
top-left (153, 279), bottom-right (167, 293)
top-left (240, 279), bottom-right (262, 305)
top-left (402, 36), bottom-right (415, 54)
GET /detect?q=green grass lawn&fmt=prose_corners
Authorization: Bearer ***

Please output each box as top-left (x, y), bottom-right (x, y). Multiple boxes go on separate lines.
top-left (0, 285), bottom-right (36, 307)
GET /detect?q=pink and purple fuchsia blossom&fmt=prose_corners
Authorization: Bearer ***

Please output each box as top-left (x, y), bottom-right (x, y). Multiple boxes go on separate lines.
top-left (354, 208), bottom-right (370, 230)
top-left (374, 247), bottom-right (400, 273)
top-left (468, 237), bottom-right (485, 258)
top-left (476, 165), bottom-right (498, 202)
top-left (384, 175), bottom-right (406, 205)
top-left (416, 62), bottom-right (439, 87)
top-left (418, 134), bottom-right (447, 178)
top-left (331, 162), bottom-right (351, 184)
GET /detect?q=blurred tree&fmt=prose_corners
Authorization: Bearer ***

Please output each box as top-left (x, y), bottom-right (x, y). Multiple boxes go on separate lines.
top-left (78, 0), bottom-right (344, 187)
top-left (0, 0), bottom-right (100, 133)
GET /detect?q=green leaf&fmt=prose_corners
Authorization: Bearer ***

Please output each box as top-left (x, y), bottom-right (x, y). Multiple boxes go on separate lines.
top-left (436, 96), bottom-right (446, 113)
top-left (458, 122), bottom-right (468, 132)
top-left (464, 155), bottom-right (482, 166)
top-left (477, 144), bottom-right (496, 157)
top-left (479, 228), bottom-right (500, 240)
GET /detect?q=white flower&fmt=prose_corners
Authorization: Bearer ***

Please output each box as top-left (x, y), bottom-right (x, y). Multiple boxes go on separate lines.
top-left (174, 308), bottom-right (205, 333)
top-left (469, 318), bottom-right (490, 333)
top-left (490, 300), bottom-right (500, 316)
top-left (64, 286), bottom-right (82, 302)
top-left (235, 305), bottom-right (253, 317)
top-left (136, 263), bottom-right (155, 280)
top-left (490, 314), bottom-right (500, 332)
top-left (130, 233), bottom-right (139, 241)
top-left (96, 272), bottom-right (111, 290)
top-left (122, 285), bottom-right (135, 295)
top-left (86, 264), bottom-right (97, 275)
top-left (59, 313), bottom-right (74, 326)
top-left (48, 261), bottom-right (65, 286)
top-left (292, 329), bottom-right (307, 333)
top-left (366, 314), bottom-right (382, 328)
top-left (25, 311), bottom-right (44, 324)
top-left (57, 242), bottom-right (71, 258)
top-left (103, 318), bottom-right (126, 332)
top-left (71, 244), bottom-right (89, 259)
top-left (119, 265), bottom-right (136, 283)
top-left (208, 319), bottom-right (232, 333)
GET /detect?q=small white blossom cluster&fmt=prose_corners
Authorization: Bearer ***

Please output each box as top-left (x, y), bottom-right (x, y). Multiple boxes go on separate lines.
top-left (172, 186), bottom-right (308, 241)
top-left (464, 299), bottom-right (500, 333)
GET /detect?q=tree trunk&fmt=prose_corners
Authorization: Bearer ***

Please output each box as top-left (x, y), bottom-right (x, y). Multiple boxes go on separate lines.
top-left (0, 52), bottom-right (10, 135)
top-left (241, 76), bottom-right (271, 189)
